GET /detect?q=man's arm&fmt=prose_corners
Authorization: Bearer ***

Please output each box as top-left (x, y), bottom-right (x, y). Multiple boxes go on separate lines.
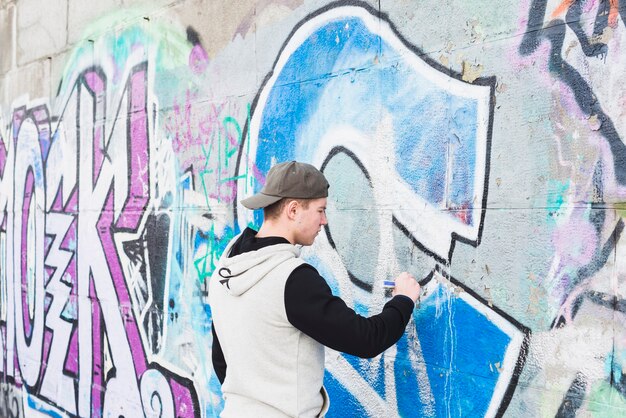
top-left (211, 324), bottom-right (227, 384)
top-left (284, 265), bottom-right (415, 358)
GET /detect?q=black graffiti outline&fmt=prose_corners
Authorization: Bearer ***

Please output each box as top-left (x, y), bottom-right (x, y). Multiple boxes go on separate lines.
top-left (565, 0), bottom-right (626, 58)
top-left (556, 371), bottom-right (587, 417)
top-left (519, 0), bottom-right (626, 184)
top-left (318, 146), bottom-right (379, 292)
top-left (144, 212), bottom-right (171, 352)
top-left (555, 218), bottom-right (624, 325)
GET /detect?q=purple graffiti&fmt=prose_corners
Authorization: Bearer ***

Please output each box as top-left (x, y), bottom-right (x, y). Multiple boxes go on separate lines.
top-left (19, 169), bottom-right (34, 339)
top-left (0, 62), bottom-right (199, 417)
top-left (0, 131), bottom-right (6, 179)
top-left (189, 45), bottom-right (209, 75)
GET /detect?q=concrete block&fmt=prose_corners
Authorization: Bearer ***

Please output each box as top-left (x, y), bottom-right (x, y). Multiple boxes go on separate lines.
top-left (16, 0), bottom-right (67, 65)
top-left (0, 4), bottom-right (15, 75)
top-left (67, 0), bottom-right (122, 45)
top-left (254, 1), bottom-right (317, 85)
top-left (2, 57), bottom-right (51, 107)
top-left (165, 0), bottom-right (255, 60)
top-left (381, 0), bottom-right (522, 55)
top-left (168, 0), bottom-right (259, 97)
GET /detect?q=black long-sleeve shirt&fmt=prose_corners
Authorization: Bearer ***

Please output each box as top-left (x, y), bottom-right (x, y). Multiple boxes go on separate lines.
top-left (211, 228), bottom-right (415, 384)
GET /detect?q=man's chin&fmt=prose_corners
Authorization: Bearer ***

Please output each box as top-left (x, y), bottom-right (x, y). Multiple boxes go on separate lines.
top-left (300, 238), bottom-right (316, 246)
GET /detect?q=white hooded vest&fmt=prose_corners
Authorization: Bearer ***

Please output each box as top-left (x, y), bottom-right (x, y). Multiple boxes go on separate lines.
top-left (208, 234), bottom-right (330, 417)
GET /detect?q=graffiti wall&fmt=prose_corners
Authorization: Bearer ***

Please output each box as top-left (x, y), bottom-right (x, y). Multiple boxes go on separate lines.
top-left (0, 0), bottom-right (624, 416)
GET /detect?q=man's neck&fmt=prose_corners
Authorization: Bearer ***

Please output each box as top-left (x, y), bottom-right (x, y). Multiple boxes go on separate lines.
top-left (256, 220), bottom-right (295, 244)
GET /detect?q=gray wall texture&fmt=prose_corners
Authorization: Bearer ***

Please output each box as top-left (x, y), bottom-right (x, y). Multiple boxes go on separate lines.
top-left (0, 0), bottom-right (625, 416)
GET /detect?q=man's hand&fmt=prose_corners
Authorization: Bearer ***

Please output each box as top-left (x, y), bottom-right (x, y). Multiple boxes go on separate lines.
top-left (392, 272), bottom-right (421, 303)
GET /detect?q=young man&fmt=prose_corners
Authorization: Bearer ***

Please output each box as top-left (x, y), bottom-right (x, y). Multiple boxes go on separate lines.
top-left (209, 161), bottom-right (421, 417)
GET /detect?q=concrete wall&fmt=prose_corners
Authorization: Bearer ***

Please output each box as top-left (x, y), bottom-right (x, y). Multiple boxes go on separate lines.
top-left (0, 0), bottom-right (625, 416)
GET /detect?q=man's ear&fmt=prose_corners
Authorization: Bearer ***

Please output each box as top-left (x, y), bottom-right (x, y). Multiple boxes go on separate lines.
top-left (285, 199), bottom-right (299, 220)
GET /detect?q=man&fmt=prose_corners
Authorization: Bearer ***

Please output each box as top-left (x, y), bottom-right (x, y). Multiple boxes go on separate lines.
top-left (209, 161), bottom-right (421, 417)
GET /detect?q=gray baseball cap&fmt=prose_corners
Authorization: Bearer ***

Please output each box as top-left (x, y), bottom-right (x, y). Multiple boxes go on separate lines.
top-left (240, 161), bottom-right (329, 209)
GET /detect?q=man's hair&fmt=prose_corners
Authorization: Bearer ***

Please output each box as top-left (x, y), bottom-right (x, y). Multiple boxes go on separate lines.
top-left (263, 198), bottom-right (311, 220)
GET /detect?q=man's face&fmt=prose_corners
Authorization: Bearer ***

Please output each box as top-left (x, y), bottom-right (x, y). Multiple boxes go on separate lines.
top-left (293, 197), bottom-right (328, 246)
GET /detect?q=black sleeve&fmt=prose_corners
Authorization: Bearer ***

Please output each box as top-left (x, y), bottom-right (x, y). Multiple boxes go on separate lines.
top-left (284, 265), bottom-right (415, 358)
top-left (211, 323), bottom-right (227, 384)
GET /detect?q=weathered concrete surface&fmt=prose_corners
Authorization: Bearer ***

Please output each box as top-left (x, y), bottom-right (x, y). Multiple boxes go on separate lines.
top-left (1, 0), bottom-right (625, 417)
top-left (16, 0), bottom-right (67, 65)
top-left (0, 3), bottom-right (14, 74)
top-left (67, 0), bottom-right (122, 44)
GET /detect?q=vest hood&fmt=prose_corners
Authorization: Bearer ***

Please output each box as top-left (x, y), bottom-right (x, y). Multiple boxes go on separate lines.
top-left (216, 242), bottom-right (301, 296)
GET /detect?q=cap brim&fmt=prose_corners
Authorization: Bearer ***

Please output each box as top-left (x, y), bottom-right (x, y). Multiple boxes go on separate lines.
top-left (240, 193), bottom-right (283, 210)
